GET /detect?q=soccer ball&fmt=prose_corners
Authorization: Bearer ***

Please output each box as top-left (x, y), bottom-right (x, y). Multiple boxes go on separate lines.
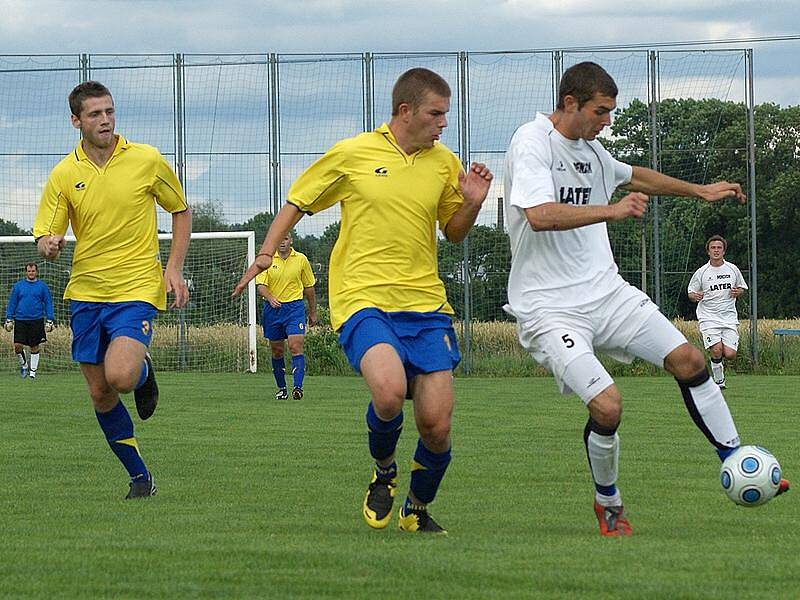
top-left (720, 445), bottom-right (782, 507)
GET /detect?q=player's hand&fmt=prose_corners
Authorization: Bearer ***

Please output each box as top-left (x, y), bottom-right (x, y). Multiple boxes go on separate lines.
top-left (697, 181), bottom-right (746, 204)
top-left (308, 311), bottom-right (318, 327)
top-left (688, 291), bottom-right (704, 302)
top-left (730, 287), bottom-right (744, 298)
top-left (268, 297), bottom-right (282, 309)
top-left (611, 192), bottom-right (648, 221)
top-left (459, 162), bottom-right (493, 207)
top-left (164, 265), bottom-right (190, 309)
top-left (45, 320), bottom-right (54, 333)
top-left (38, 235), bottom-right (66, 260)
top-left (232, 253), bottom-right (273, 298)
top-left (3, 319), bottom-right (12, 332)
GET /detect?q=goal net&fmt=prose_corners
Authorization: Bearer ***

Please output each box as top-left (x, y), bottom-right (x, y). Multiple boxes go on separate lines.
top-left (0, 231), bottom-right (257, 373)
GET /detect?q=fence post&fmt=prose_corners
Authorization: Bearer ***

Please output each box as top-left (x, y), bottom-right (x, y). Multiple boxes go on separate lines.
top-left (458, 51), bottom-right (472, 374)
top-left (269, 53), bottom-right (281, 216)
top-left (362, 52), bottom-right (373, 132)
top-left (174, 53), bottom-right (188, 371)
top-left (746, 49), bottom-right (759, 366)
top-left (649, 50), bottom-right (662, 307)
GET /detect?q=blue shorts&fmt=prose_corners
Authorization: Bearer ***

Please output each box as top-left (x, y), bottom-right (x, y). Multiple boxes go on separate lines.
top-left (70, 300), bottom-right (156, 364)
top-left (338, 308), bottom-right (461, 378)
top-left (262, 299), bottom-right (306, 340)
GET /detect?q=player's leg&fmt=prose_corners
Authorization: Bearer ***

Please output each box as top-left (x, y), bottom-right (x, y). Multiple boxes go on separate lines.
top-left (708, 339), bottom-right (725, 387)
top-left (339, 309), bottom-right (407, 529)
top-left (270, 339), bottom-right (288, 399)
top-left (718, 328), bottom-right (740, 388)
top-left (28, 344), bottom-right (41, 379)
top-left (81, 362), bottom-right (155, 498)
top-left (395, 312), bottom-right (461, 534)
top-left (13, 340), bottom-right (27, 378)
top-left (397, 370), bottom-right (453, 534)
top-left (285, 302), bottom-right (308, 399)
top-left (100, 302), bottom-right (158, 420)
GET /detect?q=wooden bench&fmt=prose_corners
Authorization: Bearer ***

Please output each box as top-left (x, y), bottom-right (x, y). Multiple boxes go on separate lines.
top-left (773, 329), bottom-right (800, 366)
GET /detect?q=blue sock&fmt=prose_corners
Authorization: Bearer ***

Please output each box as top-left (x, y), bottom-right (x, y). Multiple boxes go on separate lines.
top-left (95, 401), bottom-right (149, 481)
top-left (292, 354), bottom-right (305, 388)
top-left (596, 483), bottom-right (617, 497)
top-left (409, 439), bottom-right (451, 505)
top-left (366, 402), bottom-right (403, 462)
top-left (272, 357), bottom-right (286, 389)
top-left (717, 446), bottom-right (738, 461)
top-left (135, 359), bottom-right (148, 390)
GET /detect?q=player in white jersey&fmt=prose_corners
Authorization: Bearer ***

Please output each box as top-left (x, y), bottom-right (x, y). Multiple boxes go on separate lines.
top-left (503, 61), bottom-right (788, 536)
top-left (688, 235), bottom-right (748, 389)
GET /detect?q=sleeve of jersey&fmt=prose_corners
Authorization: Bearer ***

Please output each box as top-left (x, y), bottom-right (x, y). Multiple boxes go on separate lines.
top-left (687, 270), bottom-right (701, 293)
top-left (734, 265), bottom-right (748, 289)
top-left (6, 284), bottom-right (18, 319)
top-left (43, 283), bottom-right (55, 320)
top-left (508, 138), bottom-right (556, 209)
top-left (287, 142), bottom-right (349, 215)
top-left (151, 152), bottom-right (188, 213)
top-left (300, 256), bottom-right (316, 287)
top-left (33, 173), bottom-right (70, 238)
top-left (436, 156), bottom-right (465, 233)
top-left (254, 270), bottom-right (270, 288)
top-left (594, 142), bottom-right (633, 193)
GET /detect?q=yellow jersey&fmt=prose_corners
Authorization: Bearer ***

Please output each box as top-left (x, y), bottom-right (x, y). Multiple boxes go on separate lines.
top-left (254, 248), bottom-right (316, 303)
top-left (33, 135), bottom-right (188, 310)
top-left (287, 123), bottom-right (464, 331)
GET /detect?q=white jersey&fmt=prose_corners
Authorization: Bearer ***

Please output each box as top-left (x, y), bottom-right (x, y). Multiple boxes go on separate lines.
top-left (504, 113), bottom-right (633, 320)
top-left (688, 260), bottom-right (747, 328)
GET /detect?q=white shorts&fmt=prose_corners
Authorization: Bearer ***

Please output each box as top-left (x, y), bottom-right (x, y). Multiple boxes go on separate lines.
top-left (699, 325), bottom-right (739, 351)
top-left (513, 283), bottom-right (686, 404)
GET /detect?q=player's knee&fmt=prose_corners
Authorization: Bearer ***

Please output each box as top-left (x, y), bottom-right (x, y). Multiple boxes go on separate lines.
top-left (14, 343), bottom-right (23, 353)
top-left (664, 343), bottom-right (705, 378)
top-left (104, 365), bottom-right (137, 393)
top-left (589, 394), bottom-right (622, 429)
top-left (371, 387), bottom-right (405, 417)
top-left (418, 417), bottom-right (452, 450)
top-left (287, 340), bottom-right (303, 355)
top-left (270, 346), bottom-right (285, 359)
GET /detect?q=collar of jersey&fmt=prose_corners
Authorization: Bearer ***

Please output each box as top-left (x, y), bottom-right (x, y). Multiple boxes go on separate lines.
top-left (74, 134), bottom-right (130, 163)
top-left (273, 248), bottom-right (297, 259)
top-left (375, 123), bottom-right (426, 159)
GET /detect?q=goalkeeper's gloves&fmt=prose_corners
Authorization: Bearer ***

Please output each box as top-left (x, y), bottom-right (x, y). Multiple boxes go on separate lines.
top-left (3, 319), bottom-right (12, 332)
top-left (45, 320), bottom-right (54, 333)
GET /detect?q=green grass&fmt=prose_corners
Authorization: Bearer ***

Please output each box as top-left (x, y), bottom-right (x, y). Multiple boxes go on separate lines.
top-left (2, 373), bottom-right (798, 598)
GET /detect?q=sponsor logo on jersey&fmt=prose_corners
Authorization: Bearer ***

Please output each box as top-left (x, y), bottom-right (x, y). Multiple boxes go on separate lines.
top-left (374, 166), bottom-right (389, 176)
top-left (559, 186), bottom-right (591, 205)
top-left (587, 376), bottom-right (601, 388)
top-left (74, 181), bottom-right (86, 190)
top-left (708, 283), bottom-right (733, 291)
top-left (573, 161), bottom-right (592, 174)
top-left (717, 274), bottom-right (731, 279)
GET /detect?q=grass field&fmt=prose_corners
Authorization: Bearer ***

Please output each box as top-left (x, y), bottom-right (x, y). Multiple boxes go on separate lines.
top-left (2, 373), bottom-right (798, 598)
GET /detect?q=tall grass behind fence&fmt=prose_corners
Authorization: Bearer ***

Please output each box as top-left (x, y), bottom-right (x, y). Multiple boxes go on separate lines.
top-left (4, 319), bottom-right (798, 376)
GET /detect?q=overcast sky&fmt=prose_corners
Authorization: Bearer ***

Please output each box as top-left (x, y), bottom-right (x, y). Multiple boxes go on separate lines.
top-left (1, 0), bottom-right (798, 104)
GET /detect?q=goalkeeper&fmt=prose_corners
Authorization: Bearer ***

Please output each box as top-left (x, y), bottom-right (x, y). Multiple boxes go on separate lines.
top-left (4, 262), bottom-right (54, 379)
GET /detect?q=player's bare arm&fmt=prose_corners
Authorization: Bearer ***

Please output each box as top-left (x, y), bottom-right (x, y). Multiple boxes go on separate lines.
top-left (36, 235), bottom-right (66, 260)
top-left (627, 166), bottom-right (746, 204)
top-left (257, 284), bottom-right (281, 309)
top-left (164, 207), bottom-right (192, 309)
top-left (443, 162), bottom-right (493, 243)
top-left (232, 203), bottom-right (304, 298)
top-left (688, 291), bottom-right (704, 302)
top-left (524, 192), bottom-right (648, 231)
top-left (304, 286), bottom-right (317, 326)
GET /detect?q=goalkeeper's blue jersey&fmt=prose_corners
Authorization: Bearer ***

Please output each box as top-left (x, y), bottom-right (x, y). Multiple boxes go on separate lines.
top-left (6, 279), bottom-right (54, 321)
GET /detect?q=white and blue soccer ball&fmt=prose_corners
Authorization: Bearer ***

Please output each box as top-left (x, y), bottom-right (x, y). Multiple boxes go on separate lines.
top-left (720, 445), bottom-right (782, 507)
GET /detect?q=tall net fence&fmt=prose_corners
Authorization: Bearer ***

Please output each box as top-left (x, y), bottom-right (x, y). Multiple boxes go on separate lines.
top-left (0, 50), bottom-right (756, 372)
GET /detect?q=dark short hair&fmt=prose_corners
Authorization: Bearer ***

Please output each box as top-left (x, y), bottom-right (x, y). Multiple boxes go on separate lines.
top-left (706, 235), bottom-right (727, 251)
top-left (69, 81), bottom-right (113, 117)
top-left (557, 62), bottom-right (618, 110)
top-left (25, 262), bottom-right (38, 272)
top-left (391, 68), bottom-right (451, 116)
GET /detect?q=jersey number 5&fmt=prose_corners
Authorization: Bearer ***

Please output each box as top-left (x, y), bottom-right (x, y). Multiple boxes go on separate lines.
top-left (561, 334), bottom-right (575, 348)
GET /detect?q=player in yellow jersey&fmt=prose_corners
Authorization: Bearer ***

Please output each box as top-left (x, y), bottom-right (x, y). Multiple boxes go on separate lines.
top-left (34, 81), bottom-right (192, 499)
top-left (234, 68), bottom-right (493, 533)
top-left (255, 232), bottom-right (317, 400)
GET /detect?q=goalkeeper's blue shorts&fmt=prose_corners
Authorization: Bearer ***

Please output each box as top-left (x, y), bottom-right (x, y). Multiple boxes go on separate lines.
top-left (338, 307), bottom-right (461, 378)
top-left (70, 300), bottom-right (156, 364)
top-left (262, 299), bottom-right (305, 341)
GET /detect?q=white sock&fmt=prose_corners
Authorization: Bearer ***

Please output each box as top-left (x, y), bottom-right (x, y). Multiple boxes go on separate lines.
top-left (30, 352), bottom-right (40, 373)
top-left (16, 351), bottom-right (27, 367)
top-left (686, 377), bottom-right (740, 448)
top-left (587, 430), bottom-right (621, 506)
top-left (710, 359), bottom-right (724, 383)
